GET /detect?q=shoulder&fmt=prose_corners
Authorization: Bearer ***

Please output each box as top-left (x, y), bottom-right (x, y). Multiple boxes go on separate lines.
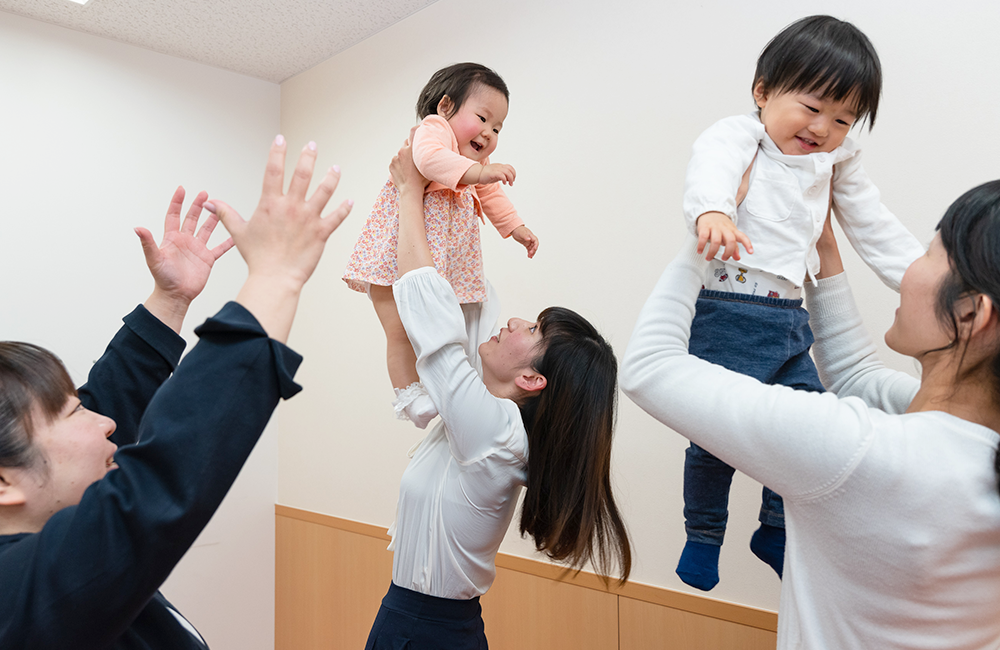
top-left (498, 400), bottom-right (528, 463)
top-left (834, 134), bottom-right (861, 160)
top-left (702, 113), bottom-right (765, 138)
top-left (417, 115), bottom-right (453, 137)
top-left (692, 114), bottom-right (764, 155)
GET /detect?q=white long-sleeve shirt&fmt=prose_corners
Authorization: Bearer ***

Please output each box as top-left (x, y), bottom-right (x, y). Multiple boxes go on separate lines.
top-left (621, 241), bottom-right (1000, 649)
top-left (391, 266), bottom-right (526, 599)
top-left (684, 114), bottom-right (924, 288)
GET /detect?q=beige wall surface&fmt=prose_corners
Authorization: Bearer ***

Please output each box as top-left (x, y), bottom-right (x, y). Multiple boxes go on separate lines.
top-left (277, 0), bottom-right (1000, 614)
top-left (0, 11), bottom-right (280, 649)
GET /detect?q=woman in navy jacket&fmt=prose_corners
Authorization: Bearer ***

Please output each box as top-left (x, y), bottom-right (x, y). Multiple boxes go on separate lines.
top-left (0, 137), bottom-right (351, 649)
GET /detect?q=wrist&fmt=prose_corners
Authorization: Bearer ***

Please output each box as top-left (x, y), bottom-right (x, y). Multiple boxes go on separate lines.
top-left (144, 288), bottom-right (191, 334)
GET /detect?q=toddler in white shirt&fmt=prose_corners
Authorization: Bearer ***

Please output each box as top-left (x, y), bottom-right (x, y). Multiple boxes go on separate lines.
top-left (677, 14), bottom-right (924, 591)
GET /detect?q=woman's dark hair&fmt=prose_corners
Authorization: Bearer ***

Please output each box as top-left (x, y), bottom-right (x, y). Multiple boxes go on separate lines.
top-left (415, 63), bottom-right (509, 120)
top-left (0, 342), bottom-right (76, 470)
top-left (754, 15), bottom-right (882, 130)
top-left (517, 307), bottom-right (632, 584)
top-left (934, 180), bottom-right (1000, 497)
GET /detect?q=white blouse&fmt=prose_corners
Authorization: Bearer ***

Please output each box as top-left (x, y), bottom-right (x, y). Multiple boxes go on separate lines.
top-left (390, 266), bottom-right (528, 599)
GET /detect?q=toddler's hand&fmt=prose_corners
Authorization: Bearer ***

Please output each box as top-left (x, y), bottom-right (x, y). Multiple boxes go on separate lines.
top-left (479, 163), bottom-right (516, 185)
top-left (696, 212), bottom-right (753, 262)
top-left (511, 225), bottom-right (539, 258)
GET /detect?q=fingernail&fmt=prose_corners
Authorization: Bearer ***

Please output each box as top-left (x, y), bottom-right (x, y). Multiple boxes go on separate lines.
top-left (348, 199), bottom-right (355, 207)
top-left (307, 141), bottom-right (317, 151)
top-left (332, 165), bottom-right (340, 173)
top-left (275, 134), bottom-right (285, 146)
top-left (204, 202), bottom-right (216, 213)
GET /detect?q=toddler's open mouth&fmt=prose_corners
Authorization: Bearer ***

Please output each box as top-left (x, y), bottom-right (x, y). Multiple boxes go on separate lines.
top-left (470, 141), bottom-right (483, 153)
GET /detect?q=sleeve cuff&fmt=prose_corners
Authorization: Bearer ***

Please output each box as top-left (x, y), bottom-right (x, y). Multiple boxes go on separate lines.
top-left (123, 304), bottom-right (186, 370)
top-left (805, 273), bottom-right (856, 323)
top-left (195, 302), bottom-right (304, 399)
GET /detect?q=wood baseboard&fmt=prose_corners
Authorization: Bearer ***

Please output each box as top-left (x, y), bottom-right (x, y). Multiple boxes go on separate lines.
top-left (275, 504), bottom-right (777, 649)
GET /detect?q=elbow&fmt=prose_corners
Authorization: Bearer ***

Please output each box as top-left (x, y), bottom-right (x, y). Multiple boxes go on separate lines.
top-left (618, 353), bottom-right (644, 401)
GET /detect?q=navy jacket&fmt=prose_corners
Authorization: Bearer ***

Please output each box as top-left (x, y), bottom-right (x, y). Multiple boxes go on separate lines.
top-left (0, 303), bottom-right (301, 649)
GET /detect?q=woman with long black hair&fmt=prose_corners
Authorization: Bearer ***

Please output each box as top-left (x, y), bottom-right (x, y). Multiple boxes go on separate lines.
top-left (365, 136), bottom-right (631, 649)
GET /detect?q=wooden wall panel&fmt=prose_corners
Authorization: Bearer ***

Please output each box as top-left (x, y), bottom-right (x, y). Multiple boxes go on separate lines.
top-left (619, 597), bottom-right (777, 650)
top-left (275, 514), bottom-right (392, 649)
top-left (481, 566), bottom-right (619, 650)
top-left (275, 506), bottom-right (779, 650)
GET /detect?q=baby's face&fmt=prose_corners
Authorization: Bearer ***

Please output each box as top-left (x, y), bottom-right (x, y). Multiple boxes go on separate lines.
top-left (442, 85), bottom-right (508, 162)
top-left (754, 83), bottom-right (858, 156)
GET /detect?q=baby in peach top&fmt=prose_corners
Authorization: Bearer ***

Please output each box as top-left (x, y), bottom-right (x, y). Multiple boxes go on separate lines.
top-left (344, 62), bottom-right (537, 427)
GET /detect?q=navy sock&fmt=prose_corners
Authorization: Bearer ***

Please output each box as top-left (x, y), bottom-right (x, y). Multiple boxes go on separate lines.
top-left (750, 523), bottom-right (785, 578)
top-left (676, 541), bottom-right (721, 591)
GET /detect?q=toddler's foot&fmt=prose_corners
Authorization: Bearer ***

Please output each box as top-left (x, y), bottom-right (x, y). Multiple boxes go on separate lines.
top-left (392, 382), bottom-right (438, 430)
top-left (676, 541), bottom-right (721, 591)
top-left (750, 523), bottom-right (785, 578)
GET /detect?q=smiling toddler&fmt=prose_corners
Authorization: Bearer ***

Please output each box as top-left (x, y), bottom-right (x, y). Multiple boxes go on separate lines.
top-left (676, 15), bottom-right (924, 591)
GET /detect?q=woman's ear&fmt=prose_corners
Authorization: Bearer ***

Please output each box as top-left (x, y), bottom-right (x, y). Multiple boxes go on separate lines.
top-left (436, 95), bottom-right (455, 118)
top-left (966, 293), bottom-right (998, 338)
top-left (0, 470), bottom-right (28, 507)
top-left (515, 371), bottom-right (547, 394)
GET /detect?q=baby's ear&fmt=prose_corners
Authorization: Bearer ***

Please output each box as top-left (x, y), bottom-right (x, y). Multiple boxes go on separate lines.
top-left (752, 80), bottom-right (769, 108)
top-left (436, 95), bottom-right (455, 118)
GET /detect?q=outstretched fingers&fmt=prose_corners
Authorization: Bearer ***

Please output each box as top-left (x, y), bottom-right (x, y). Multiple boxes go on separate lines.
top-left (307, 165), bottom-right (342, 213)
top-left (261, 135), bottom-right (287, 199)
top-left (320, 199), bottom-right (353, 240)
top-left (182, 191), bottom-right (209, 235)
top-left (204, 200), bottom-right (246, 240)
top-left (210, 236), bottom-right (236, 261)
top-left (134, 226), bottom-right (161, 269)
top-left (163, 186), bottom-right (186, 234)
top-left (286, 141), bottom-right (318, 201)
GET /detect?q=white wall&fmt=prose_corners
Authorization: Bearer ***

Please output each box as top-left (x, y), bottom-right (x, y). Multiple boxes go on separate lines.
top-left (0, 12), bottom-right (279, 648)
top-left (277, 0), bottom-right (1000, 612)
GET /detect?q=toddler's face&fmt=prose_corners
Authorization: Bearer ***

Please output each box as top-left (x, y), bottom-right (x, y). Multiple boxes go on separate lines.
top-left (754, 82), bottom-right (858, 156)
top-left (440, 85), bottom-right (508, 162)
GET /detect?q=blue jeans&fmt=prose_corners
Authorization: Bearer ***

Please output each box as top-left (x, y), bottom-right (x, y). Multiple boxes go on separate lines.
top-left (684, 290), bottom-right (825, 546)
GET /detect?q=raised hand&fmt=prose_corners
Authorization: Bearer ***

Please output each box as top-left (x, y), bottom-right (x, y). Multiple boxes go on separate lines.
top-left (138, 187), bottom-right (234, 333)
top-left (206, 136), bottom-right (352, 342)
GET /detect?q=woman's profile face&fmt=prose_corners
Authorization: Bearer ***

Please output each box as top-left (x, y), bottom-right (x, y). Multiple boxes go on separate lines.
top-left (15, 396), bottom-right (118, 529)
top-left (479, 317), bottom-right (543, 388)
top-left (885, 234), bottom-right (954, 357)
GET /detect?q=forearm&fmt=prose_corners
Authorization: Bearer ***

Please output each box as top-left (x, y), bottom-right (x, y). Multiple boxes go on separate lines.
top-left (396, 185), bottom-right (434, 275)
top-left (79, 305), bottom-right (185, 446)
top-left (143, 289), bottom-right (191, 335)
top-left (806, 274), bottom-right (918, 412)
top-left (621, 239), bottom-right (870, 498)
top-left (683, 115), bottom-right (761, 232)
top-left (233, 273), bottom-right (302, 344)
top-left (459, 163), bottom-right (483, 186)
top-left (831, 157), bottom-right (924, 290)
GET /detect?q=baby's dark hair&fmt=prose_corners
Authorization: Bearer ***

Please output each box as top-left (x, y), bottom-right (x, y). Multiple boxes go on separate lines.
top-left (754, 15), bottom-right (882, 130)
top-left (415, 63), bottom-right (509, 120)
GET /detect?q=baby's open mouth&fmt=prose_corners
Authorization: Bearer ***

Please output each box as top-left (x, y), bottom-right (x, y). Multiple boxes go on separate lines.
top-left (470, 141), bottom-right (483, 152)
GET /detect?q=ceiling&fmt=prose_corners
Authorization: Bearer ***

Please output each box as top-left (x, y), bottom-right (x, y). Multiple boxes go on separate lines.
top-left (0, 0), bottom-right (439, 83)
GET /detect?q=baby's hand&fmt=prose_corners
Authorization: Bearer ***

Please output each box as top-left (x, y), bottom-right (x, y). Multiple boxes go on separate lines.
top-left (479, 163), bottom-right (516, 185)
top-left (511, 225), bottom-right (538, 258)
top-left (696, 212), bottom-right (753, 261)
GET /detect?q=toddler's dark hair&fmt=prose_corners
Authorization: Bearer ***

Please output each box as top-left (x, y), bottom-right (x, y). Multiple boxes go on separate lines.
top-left (754, 15), bottom-right (882, 130)
top-left (415, 63), bottom-right (509, 120)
